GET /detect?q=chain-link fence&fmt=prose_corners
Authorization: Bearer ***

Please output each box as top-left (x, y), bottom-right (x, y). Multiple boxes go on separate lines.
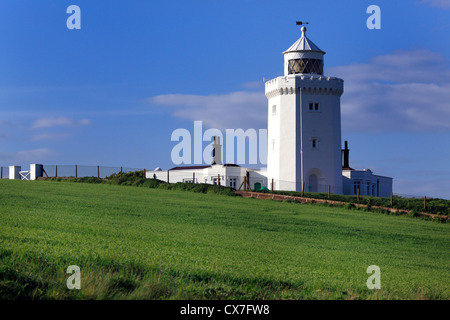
top-left (41, 165), bottom-right (145, 179)
top-left (266, 178), bottom-right (344, 195)
top-left (0, 167), bottom-right (9, 179)
top-left (0, 165), bottom-right (145, 180)
top-left (0, 164), bottom-right (437, 201)
top-left (392, 192), bottom-right (428, 199)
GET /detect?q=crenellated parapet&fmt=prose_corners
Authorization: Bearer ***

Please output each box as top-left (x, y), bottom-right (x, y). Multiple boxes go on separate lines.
top-left (265, 75), bottom-right (344, 98)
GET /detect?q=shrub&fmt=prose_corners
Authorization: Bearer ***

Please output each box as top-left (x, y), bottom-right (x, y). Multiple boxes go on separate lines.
top-left (345, 203), bottom-right (355, 210)
top-left (409, 209), bottom-right (419, 218)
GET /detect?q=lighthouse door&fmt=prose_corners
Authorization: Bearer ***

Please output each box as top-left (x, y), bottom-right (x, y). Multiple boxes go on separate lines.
top-left (309, 174), bottom-right (318, 193)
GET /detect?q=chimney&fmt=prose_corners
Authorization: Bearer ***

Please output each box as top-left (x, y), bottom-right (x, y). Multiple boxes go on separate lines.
top-left (342, 140), bottom-right (350, 169)
top-left (212, 136), bottom-right (222, 165)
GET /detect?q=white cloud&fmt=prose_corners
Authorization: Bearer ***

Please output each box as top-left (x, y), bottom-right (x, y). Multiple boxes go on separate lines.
top-left (30, 133), bottom-right (69, 141)
top-left (148, 91), bottom-right (267, 129)
top-left (241, 81), bottom-right (264, 89)
top-left (419, 0), bottom-right (450, 9)
top-left (328, 49), bottom-right (450, 133)
top-left (148, 49), bottom-right (450, 134)
top-left (31, 117), bottom-right (91, 130)
top-left (0, 148), bottom-right (56, 165)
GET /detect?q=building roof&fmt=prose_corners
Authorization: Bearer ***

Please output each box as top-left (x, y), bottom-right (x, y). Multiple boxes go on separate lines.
top-left (283, 27), bottom-right (325, 54)
top-left (223, 163), bottom-right (240, 167)
top-left (169, 165), bottom-right (211, 171)
top-left (169, 164), bottom-right (241, 171)
top-left (343, 168), bottom-right (393, 180)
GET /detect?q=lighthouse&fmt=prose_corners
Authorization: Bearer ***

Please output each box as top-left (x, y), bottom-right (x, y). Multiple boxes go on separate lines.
top-left (265, 23), bottom-right (344, 193)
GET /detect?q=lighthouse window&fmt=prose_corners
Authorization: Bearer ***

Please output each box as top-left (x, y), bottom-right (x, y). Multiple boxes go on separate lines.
top-left (272, 105), bottom-right (277, 115)
top-left (288, 59), bottom-right (323, 75)
top-left (312, 138), bottom-right (318, 149)
top-left (309, 102), bottom-right (320, 112)
top-left (353, 181), bottom-right (361, 195)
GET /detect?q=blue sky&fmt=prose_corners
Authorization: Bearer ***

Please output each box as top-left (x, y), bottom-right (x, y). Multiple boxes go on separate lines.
top-left (1, 0), bottom-right (450, 199)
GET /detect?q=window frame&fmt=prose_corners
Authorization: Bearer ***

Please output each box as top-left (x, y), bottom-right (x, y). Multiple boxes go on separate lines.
top-left (310, 137), bottom-right (320, 150)
top-left (308, 102), bottom-right (320, 113)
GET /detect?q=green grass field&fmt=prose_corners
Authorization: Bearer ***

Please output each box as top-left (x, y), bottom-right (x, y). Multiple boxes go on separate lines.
top-left (0, 179), bottom-right (449, 300)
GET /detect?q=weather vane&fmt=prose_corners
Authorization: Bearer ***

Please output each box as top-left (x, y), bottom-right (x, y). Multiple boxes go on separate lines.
top-left (296, 21), bottom-right (309, 26)
top-left (296, 21), bottom-right (309, 35)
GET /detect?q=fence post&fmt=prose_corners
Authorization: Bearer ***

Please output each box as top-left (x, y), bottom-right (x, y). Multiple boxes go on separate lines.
top-left (357, 188), bottom-right (360, 203)
top-left (167, 170), bottom-right (169, 183)
top-left (120, 167), bottom-right (122, 177)
top-left (390, 192), bottom-right (393, 207)
top-left (55, 165), bottom-right (58, 178)
top-left (424, 196), bottom-right (427, 211)
top-left (271, 178), bottom-right (274, 192)
top-left (302, 182), bottom-right (305, 197)
top-left (218, 174), bottom-right (220, 186)
top-left (97, 166), bottom-right (100, 179)
top-left (328, 185), bottom-right (331, 199)
top-left (193, 172), bottom-right (195, 184)
top-left (143, 168), bottom-right (146, 179)
top-left (75, 165), bottom-right (78, 178)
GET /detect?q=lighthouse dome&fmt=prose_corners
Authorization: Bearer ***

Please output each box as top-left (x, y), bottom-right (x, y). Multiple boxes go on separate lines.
top-left (283, 26), bottom-right (325, 76)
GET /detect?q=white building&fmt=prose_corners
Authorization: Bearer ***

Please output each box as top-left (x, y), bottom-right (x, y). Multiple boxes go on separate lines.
top-left (146, 137), bottom-right (268, 190)
top-left (145, 23), bottom-right (393, 197)
top-left (341, 141), bottom-right (392, 197)
top-left (343, 169), bottom-right (393, 198)
top-left (148, 163), bottom-right (267, 190)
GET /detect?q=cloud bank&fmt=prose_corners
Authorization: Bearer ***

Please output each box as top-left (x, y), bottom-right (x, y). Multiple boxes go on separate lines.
top-left (148, 49), bottom-right (450, 134)
top-left (0, 148), bottom-right (56, 165)
top-left (31, 117), bottom-right (91, 130)
top-left (148, 91), bottom-right (267, 130)
top-left (419, 0), bottom-right (450, 9)
top-left (328, 49), bottom-right (450, 133)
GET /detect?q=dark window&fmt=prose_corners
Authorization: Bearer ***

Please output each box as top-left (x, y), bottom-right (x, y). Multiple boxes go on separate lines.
top-left (288, 59), bottom-right (323, 75)
top-left (309, 102), bottom-right (320, 112)
top-left (353, 181), bottom-right (360, 195)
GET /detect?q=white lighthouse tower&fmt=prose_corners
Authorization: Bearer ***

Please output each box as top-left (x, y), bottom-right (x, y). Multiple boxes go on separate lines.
top-left (265, 23), bottom-right (344, 193)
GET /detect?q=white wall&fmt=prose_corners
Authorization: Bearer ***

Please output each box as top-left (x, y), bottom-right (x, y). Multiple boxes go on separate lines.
top-left (30, 164), bottom-right (43, 180)
top-left (265, 75), bottom-right (344, 193)
top-left (9, 166), bottom-right (21, 180)
top-left (342, 169), bottom-right (393, 198)
top-left (145, 165), bottom-right (267, 190)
